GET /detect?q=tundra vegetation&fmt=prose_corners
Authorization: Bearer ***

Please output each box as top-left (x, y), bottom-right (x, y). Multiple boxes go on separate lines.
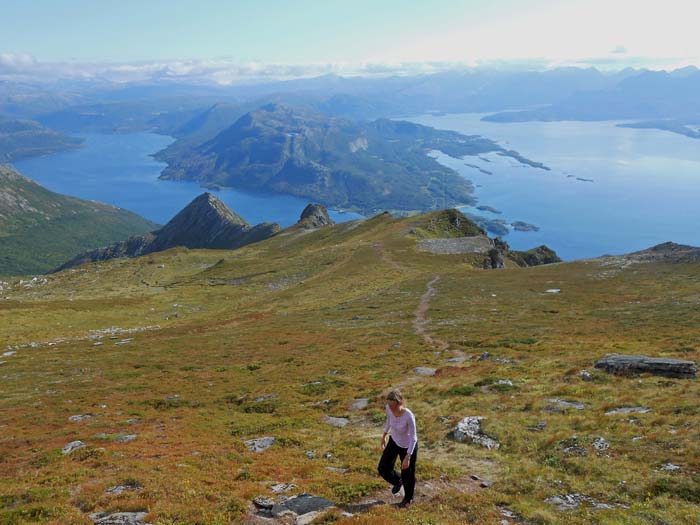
top-left (0, 210), bottom-right (698, 524)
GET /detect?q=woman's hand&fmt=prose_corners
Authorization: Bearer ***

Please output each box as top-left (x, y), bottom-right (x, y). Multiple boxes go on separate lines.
top-left (401, 455), bottom-right (410, 470)
top-left (380, 434), bottom-right (388, 450)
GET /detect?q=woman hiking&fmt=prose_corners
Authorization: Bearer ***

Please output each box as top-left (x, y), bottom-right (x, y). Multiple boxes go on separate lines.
top-left (378, 389), bottom-right (418, 508)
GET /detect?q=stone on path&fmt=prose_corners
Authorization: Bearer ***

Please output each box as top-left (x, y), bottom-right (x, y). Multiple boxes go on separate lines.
top-left (595, 354), bottom-right (696, 379)
top-left (413, 367), bottom-right (437, 376)
top-left (324, 416), bottom-right (349, 428)
top-left (452, 416), bottom-right (500, 449)
top-left (62, 440), bottom-right (86, 455)
top-left (89, 512), bottom-right (150, 525)
top-left (244, 436), bottom-right (275, 453)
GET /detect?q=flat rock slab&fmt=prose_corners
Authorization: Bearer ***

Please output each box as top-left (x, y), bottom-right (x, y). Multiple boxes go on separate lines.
top-left (89, 512), bottom-right (150, 525)
top-left (62, 440), bottom-right (86, 454)
top-left (244, 436), bottom-right (275, 452)
top-left (414, 367), bottom-right (437, 376)
top-left (116, 434), bottom-right (137, 443)
top-left (547, 398), bottom-right (585, 410)
top-left (69, 414), bottom-right (93, 422)
top-left (605, 406), bottom-right (651, 416)
top-left (350, 398), bottom-right (369, 410)
top-left (545, 493), bottom-right (617, 511)
top-left (105, 484), bottom-right (143, 495)
top-left (324, 416), bottom-right (349, 428)
top-left (595, 354), bottom-right (696, 379)
top-left (452, 416), bottom-right (500, 449)
top-left (270, 493), bottom-right (334, 517)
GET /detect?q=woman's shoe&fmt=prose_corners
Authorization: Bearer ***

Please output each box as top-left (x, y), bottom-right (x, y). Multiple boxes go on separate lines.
top-left (398, 499), bottom-right (412, 509)
top-left (391, 483), bottom-right (402, 495)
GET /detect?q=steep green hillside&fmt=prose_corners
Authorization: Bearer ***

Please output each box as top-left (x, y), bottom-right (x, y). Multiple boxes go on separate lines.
top-left (157, 104), bottom-right (548, 215)
top-left (0, 166), bottom-right (158, 275)
top-left (0, 209), bottom-right (698, 524)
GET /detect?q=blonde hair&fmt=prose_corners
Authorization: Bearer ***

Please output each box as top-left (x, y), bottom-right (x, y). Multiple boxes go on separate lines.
top-left (386, 389), bottom-right (404, 403)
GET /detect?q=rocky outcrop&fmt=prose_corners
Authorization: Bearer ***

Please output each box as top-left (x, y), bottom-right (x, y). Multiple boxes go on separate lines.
top-left (595, 354), bottom-right (696, 379)
top-left (624, 242), bottom-right (700, 263)
top-left (509, 245), bottom-right (562, 267)
top-left (53, 193), bottom-right (280, 271)
top-left (298, 203), bottom-right (335, 229)
top-left (452, 416), bottom-right (500, 449)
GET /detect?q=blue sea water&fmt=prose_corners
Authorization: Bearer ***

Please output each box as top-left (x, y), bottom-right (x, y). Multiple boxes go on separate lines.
top-left (408, 114), bottom-right (700, 260)
top-left (13, 122), bottom-right (700, 261)
top-left (13, 132), bottom-right (363, 228)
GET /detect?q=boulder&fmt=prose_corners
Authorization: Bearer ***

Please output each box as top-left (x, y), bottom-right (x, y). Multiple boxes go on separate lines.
top-left (595, 354), bottom-right (696, 379)
top-left (452, 416), bottom-right (500, 449)
top-left (62, 440), bottom-right (86, 455)
top-left (270, 493), bottom-right (335, 518)
top-left (413, 367), bottom-right (436, 376)
top-left (89, 512), bottom-right (150, 525)
top-left (244, 436), bottom-right (275, 452)
top-left (324, 416), bottom-right (349, 428)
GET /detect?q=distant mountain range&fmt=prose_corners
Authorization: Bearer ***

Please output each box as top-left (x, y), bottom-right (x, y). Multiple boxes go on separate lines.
top-left (155, 104), bottom-right (547, 215)
top-left (0, 115), bottom-right (83, 161)
top-left (0, 166), bottom-right (158, 275)
top-left (482, 68), bottom-right (700, 135)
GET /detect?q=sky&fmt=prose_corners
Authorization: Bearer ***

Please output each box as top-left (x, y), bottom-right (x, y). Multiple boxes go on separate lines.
top-left (2, 0), bottom-right (699, 83)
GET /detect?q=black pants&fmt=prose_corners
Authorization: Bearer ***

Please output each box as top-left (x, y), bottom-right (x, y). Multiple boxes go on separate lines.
top-left (377, 437), bottom-right (418, 502)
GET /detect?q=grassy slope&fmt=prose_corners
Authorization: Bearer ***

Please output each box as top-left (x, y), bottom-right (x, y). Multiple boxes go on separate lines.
top-left (0, 167), bottom-right (159, 276)
top-left (0, 213), bottom-right (699, 524)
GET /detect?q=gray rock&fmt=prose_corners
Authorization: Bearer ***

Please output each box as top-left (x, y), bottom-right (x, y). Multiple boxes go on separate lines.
top-left (271, 493), bottom-right (335, 517)
top-left (547, 398), bottom-right (585, 410)
top-left (325, 466), bottom-right (349, 474)
top-left (245, 436), bottom-right (275, 452)
top-left (660, 463), bottom-right (681, 471)
top-left (580, 370), bottom-right (593, 381)
top-left (545, 493), bottom-right (616, 511)
top-left (271, 483), bottom-right (296, 494)
top-left (62, 440), bottom-right (86, 454)
top-left (324, 416), bottom-right (349, 428)
top-left (89, 512), bottom-right (150, 525)
top-left (105, 484), bottom-right (143, 495)
top-left (350, 398), bottom-right (369, 410)
top-left (605, 406), bottom-right (651, 416)
top-left (595, 354), bottom-right (696, 379)
top-left (413, 367), bottom-right (436, 376)
top-left (69, 414), bottom-right (93, 422)
top-left (115, 434), bottom-right (137, 443)
top-left (253, 496), bottom-right (275, 509)
top-left (592, 437), bottom-right (610, 452)
top-left (305, 450), bottom-right (316, 459)
top-left (452, 416), bottom-right (500, 449)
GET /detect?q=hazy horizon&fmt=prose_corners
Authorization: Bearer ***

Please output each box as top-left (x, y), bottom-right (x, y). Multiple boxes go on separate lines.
top-left (2, 0), bottom-right (699, 85)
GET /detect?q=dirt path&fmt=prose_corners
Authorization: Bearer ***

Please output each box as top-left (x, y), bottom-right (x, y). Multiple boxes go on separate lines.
top-left (412, 275), bottom-right (449, 351)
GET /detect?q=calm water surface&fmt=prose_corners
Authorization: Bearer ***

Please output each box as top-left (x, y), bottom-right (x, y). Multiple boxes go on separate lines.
top-left (14, 123), bottom-right (700, 260)
top-left (410, 114), bottom-right (700, 259)
top-left (14, 133), bottom-right (363, 228)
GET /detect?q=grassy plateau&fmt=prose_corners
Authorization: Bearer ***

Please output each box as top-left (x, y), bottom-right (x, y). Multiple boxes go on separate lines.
top-left (1, 211), bottom-right (699, 524)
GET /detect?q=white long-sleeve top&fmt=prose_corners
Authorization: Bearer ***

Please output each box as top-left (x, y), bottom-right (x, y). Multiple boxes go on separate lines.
top-left (383, 405), bottom-right (418, 454)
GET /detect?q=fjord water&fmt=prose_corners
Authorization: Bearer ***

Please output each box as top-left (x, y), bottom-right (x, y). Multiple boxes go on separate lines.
top-left (14, 122), bottom-right (700, 260)
top-left (14, 133), bottom-right (362, 228)
top-left (410, 114), bottom-right (700, 260)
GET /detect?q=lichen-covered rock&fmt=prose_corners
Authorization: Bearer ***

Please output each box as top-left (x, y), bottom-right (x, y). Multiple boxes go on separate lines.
top-left (62, 440), bottom-right (86, 455)
top-left (595, 354), bottom-right (696, 379)
top-left (89, 512), bottom-right (150, 525)
top-left (244, 436), bottom-right (275, 452)
top-left (452, 416), bottom-right (500, 449)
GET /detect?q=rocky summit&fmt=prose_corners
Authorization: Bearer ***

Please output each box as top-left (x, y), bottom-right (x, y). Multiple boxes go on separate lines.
top-left (298, 203), bottom-right (335, 229)
top-left (53, 193), bottom-right (280, 271)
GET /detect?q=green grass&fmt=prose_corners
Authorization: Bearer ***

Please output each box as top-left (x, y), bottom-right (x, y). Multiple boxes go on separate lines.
top-left (1, 212), bottom-right (700, 524)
